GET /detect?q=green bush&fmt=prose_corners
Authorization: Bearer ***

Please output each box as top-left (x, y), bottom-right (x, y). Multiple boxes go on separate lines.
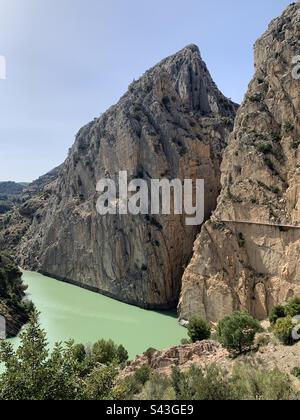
top-left (72, 343), bottom-right (86, 363)
top-left (134, 364), bottom-right (151, 385)
top-left (269, 305), bottom-right (286, 326)
top-left (117, 345), bottom-right (129, 364)
top-left (188, 317), bottom-right (211, 343)
top-left (92, 339), bottom-right (129, 365)
top-left (273, 317), bottom-right (294, 346)
top-left (139, 372), bottom-right (175, 400)
top-left (284, 297), bottom-right (300, 318)
top-left (144, 348), bottom-right (157, 364)
top-left (82, 365), bottom-right (118, 400)
top-left (258, 142), bottom-right (273, 154)
top-left (271, 132), bottom-right (282, 142)
top-left (217, 311), bottom-right (261, 354)
top-left (181, 338), bottom-right (191, 345)
top-left (171, 364), bottom-right (234, 401)
top-left (231, 364), bottom-right (297, 400)
top-left (141, 363), bottom-right (299, 401)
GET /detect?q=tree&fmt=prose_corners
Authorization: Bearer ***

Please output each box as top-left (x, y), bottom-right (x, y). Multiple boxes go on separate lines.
top-left (82, 365), bottom-right (118, 400)
top-left (117, 345), bottom-right (129, 364)
top-left (0, 311), bottom-right (127, 400)
top-left (188, 317), bottom-right (211, 343)
top-left (217, 311), bottom-right (261, 355)
top-left (269, 305), bottom-right (286, 326)
top-left (72, 343), bottom-right (87, 363)
top-left (92, 339), bottom-right (128, 365)
top-left (0, 311), bottom-right (79, 400)
top-left (284, 297), bottom-right (300, 318)
top-left (273, 317), bottom-right (294, 346)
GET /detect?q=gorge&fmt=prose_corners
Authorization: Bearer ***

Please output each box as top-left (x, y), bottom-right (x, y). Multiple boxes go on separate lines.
top-left (0, 44), bottom-right (237, 311)
top-left (1, 3), bottom-right (300, 331)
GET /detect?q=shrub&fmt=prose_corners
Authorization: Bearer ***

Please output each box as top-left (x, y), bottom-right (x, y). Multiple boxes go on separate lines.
top-left (231, 363), bottom-right (297, 400)
top-left (269, 305), bottom-right (286, 326)
top-left (249, 94), bottom-right (262, 103)
top-left (284, 122), bottom-right (294, 132)
top-left (273, 317), bottom-right (294, 346)
top-left (139, 372), bottom-right (175, 400)
top-left (134, 364), bottom-right (151, 385)
top-left (284, 297), bottom-right (300, 318)
top-left (237, 232), bottom-right (246, 247)
top-left (117, 345), bottom-right (129, 364)
top-left (264, 157), bottom-right (275, 172)
top-left (92, 339), bottom-right (129, 365)
top-left (181, 338), bottom-right (191, 345)
top-left (217, 311), bottom-right (261, 355)
top-left (73, 343), bottom-right (87, 363)
top-left (144, 348), bottom-right (157, 364)
top-left (270, 186), bottom-right (280, 194)
top-left (258, 142), bottom-right (273, 154)
top-left (188, 317), bottom-right (211, 343)
top-left (270, 132), bottom-right (282, 142)
top-left (255, 333), bottom-right (271, 348)
top-left (82, 365), bottom-right (118, 400)
top-left (291, 140), bottom-right (300, 150)
top-left (171, 364), bottom-right (234, 401)
top-left (168, 363), bottom-right (298, 401)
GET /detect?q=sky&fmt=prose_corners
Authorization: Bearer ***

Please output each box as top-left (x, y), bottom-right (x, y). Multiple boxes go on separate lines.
top-left (0, 0), bottom-right (292, 182)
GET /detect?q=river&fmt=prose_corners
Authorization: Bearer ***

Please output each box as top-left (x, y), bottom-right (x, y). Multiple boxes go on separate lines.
top-left (9, 271), bottom-right (187, 359)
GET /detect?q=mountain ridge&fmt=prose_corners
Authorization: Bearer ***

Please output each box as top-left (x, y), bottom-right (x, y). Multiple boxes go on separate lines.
top-left (1, 44), bottom-right (237, 310)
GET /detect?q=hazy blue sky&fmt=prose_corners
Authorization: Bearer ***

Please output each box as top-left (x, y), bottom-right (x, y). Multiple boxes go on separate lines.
top-left (0, 0), bottom-right (292, 182)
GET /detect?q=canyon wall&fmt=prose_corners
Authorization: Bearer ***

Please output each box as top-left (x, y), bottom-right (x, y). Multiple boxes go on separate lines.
top-left (13, 45), bottom-right (237, 309)
top-left (179, 3), bottom-right (300, 321)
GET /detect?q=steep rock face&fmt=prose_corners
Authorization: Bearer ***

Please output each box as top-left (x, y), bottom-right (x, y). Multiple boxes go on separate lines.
top-left (179, 4), bottom-right (300, 322)
top-left (16, 45), bottom-right (237, 309)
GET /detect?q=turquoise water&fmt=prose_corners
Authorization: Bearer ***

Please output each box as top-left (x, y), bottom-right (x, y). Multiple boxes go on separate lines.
top-left (8, 271), bottom-right (187, 360)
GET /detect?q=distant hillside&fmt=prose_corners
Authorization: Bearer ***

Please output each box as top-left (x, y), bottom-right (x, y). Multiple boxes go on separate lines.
top-left (0, 182), bottom-right (28, 214)
top-left (0, 181), bottom-right (27, 196)
top-left (0, 166), bottom-right (61, 215)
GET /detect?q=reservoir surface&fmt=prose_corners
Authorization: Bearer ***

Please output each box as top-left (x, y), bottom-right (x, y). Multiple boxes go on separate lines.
top-left (15, 271), bottom-right (187, 359)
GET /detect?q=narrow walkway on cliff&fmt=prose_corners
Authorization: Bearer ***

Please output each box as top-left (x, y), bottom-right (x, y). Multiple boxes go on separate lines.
top-left (220, 220), bottom-right (300, 230)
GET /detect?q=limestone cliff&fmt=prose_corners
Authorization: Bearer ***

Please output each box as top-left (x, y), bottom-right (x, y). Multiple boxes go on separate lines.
top-left (179, 4), bottom-right (300, 322)
top-left (12, 45), bottom-right (237, 309)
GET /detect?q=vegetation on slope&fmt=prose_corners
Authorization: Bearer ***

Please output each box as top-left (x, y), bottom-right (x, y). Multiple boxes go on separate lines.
top-left (1, 306), bottom-right (299, 400)
top-left (0, 253), bottom-right (33, 337)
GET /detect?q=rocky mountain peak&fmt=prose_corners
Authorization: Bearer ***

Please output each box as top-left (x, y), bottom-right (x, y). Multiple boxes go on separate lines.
top-left (2, 45), bottom-right (237, 310)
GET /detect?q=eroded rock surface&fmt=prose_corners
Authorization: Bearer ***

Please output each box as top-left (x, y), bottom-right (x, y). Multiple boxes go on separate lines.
top-left (179, 4), bottom-right (300, 322)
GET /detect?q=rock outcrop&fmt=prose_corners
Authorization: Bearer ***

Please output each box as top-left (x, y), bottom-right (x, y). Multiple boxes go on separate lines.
top-left (179, 4), bottom-right (300, 322)
top-left (120, 338), bottom-right (300, 391)
top-left (10, 45), bottom-right (237, 309)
